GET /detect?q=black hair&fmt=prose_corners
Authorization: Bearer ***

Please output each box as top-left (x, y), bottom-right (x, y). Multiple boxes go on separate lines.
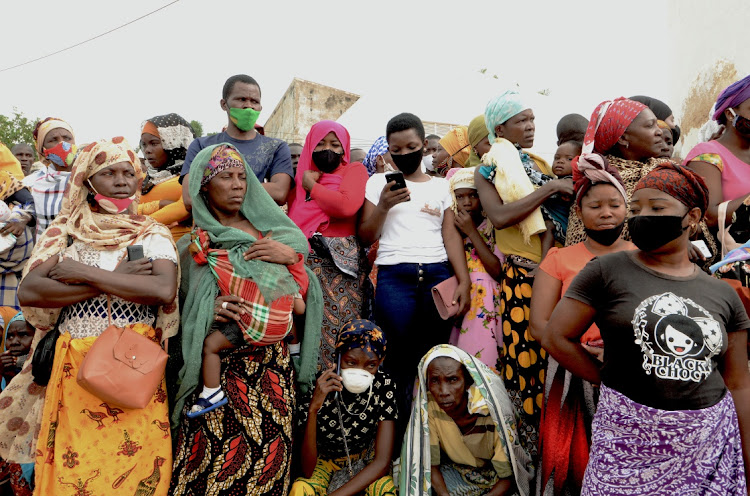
top-left (425, 134), bottom-right (441, 141)
top-left (559, 139), bottom-right (583, 153)
top-left (386, 113), bottom-right (426, 142)
top-left (717, 112), bottom-right (728, 126)
top-left (287, 142), bottom-right (303, 148)
top-left (222, 74), bottom-right (261, 101)
top-left (350, 147), bottom-right (363, 152)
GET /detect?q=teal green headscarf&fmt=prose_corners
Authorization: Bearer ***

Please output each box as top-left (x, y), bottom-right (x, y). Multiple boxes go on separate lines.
top-left (172, 143), bottom-right (323, 428)
top-left (485, 90), bottom-right (530, 142)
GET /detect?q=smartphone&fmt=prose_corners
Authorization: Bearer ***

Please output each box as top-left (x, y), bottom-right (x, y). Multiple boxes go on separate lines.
top-left (691, 240), bottom-right (712, 258)
top-left (127, 245), bottom-right (145, 261)
top-left (385, 171), bottom-right (407, 191)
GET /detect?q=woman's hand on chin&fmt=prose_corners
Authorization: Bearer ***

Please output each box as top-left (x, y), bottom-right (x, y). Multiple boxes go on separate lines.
top-left (243, 236), bottom-right (297, 265)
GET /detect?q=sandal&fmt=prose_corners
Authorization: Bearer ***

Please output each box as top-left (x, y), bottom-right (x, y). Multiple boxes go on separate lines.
top-left (187, 390), bottom-right (228, 418)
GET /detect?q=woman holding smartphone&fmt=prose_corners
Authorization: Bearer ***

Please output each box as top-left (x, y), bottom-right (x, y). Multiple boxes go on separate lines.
top-left (360, 113), bottom-right (471, 443)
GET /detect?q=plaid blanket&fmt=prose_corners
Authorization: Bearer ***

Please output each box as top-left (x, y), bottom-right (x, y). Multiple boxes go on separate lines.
top-left (191, 229), bottom-right (295, 346)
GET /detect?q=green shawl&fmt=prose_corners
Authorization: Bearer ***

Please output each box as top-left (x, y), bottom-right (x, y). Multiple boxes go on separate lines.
top-left (171, 143), bottom-right (322, 428)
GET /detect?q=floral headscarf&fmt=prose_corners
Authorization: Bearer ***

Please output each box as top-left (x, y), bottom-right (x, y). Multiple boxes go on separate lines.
top-left (363, 136), bottom-right (389, 176)
top-left (335, 319), bottom-right (386, 360)
top-left (32, 117), bottom-right (76, 164)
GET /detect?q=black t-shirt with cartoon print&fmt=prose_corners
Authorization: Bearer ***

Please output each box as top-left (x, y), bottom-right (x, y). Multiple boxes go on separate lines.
top-left (565, 251), bottom-right (750, 411)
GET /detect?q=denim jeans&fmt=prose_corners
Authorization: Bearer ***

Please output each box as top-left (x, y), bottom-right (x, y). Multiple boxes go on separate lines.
top-left (374, 261), bottom-right (453, 435)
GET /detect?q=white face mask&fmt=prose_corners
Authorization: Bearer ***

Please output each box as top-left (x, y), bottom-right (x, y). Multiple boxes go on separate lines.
top-left (422, 154), bottom-right (434, 171)
top-left (340, 368), bottom-right (374, 394)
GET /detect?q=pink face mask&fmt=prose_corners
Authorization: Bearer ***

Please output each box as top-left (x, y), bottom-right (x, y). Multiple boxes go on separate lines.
top-left (87, 180), bottom-right (135, 214)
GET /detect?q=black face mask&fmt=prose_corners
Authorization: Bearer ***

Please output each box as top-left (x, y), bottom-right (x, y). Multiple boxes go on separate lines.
top-left (311, 149), bottom-right (343, 173)
top-left (390, 148), bottom-right (423, 175)
top-left (731, 110), bottom-right (750, 138)
top-left (584, 222), bottom-right (625, 246)
top-left (627, 214), bottom-right (688, 252)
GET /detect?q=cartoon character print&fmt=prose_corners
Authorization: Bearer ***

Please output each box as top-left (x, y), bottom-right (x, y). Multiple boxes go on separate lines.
top-left (632, 292), bottom-right (723, 383)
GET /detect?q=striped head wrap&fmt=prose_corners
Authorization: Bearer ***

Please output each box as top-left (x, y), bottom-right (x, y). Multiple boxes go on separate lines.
top-left (633, 163), bottom-right (709, 216)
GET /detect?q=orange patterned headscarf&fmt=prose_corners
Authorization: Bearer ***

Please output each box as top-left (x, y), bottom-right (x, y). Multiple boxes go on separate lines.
top-left (21, 137), bottom-right (178, 335)
top-left (439, 126), bottom-right (471, 167)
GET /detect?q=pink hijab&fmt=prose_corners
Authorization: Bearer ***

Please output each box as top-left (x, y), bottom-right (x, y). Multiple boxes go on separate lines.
top-left (288, 120), bottom-right (351, 239)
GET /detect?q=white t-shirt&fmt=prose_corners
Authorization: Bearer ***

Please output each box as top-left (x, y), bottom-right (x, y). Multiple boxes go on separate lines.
top-left (365, 173), bottom-right (451, 266)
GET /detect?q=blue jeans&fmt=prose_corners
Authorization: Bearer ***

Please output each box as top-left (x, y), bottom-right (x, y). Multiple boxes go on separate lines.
top-left (374, 262), bottom-right (453, 434)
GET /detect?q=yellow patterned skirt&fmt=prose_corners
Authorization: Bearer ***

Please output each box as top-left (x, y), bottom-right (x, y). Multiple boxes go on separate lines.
top-left (34, 325), bottom-right (172, 495)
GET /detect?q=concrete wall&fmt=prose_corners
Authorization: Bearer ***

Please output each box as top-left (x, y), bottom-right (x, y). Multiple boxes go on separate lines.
top-left (264, 78), bottom-right (359, 144)
top-left (667, 0), bottom-right (749, 157)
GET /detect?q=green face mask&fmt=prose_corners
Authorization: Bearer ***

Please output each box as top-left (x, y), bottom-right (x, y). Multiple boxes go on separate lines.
top-left (229, 107), bottom-right (261, 132)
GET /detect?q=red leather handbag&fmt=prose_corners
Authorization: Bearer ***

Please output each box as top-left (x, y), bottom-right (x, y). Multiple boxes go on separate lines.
top-left (432, 276), bottom-right (460, 320)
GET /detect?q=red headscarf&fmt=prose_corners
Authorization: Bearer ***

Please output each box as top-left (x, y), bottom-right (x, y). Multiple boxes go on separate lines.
top-left (288, 120), bottom-right (351, 239)
top-left (633, 162), bottom-right (709, 215)
top-left (583, 97), bottom-right (648, 155)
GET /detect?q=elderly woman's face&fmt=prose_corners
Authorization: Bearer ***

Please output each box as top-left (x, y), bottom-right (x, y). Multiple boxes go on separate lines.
top-left (621, 109), bottom-right (663, 159)
top-left (203, 166), bottom-right (246, 215)
top-left (426, 357), bottom-right (470, 419)
top-left (43, 127), bottom-right (75, 150)
top-left (88, 161), bottom-right (138, 199)
top-left (496, 109), bottom-right (535, 149)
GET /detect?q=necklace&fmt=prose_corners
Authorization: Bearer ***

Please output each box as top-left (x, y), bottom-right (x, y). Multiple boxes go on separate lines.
top-left (339, 386), bottom-right (373, 417)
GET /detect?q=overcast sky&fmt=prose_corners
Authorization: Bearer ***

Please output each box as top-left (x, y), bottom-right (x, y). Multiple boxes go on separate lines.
top-left (1, 0), bottom-right (675, 161)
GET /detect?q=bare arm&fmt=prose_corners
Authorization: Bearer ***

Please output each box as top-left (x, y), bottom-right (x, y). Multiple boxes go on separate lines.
top-left (330, 421), bottom-right (395, 496)
top-left (529, 269), bottom-right (563, 342)
top-left (263, 173), bottom-right (293, 206)
top-left (430, 466), bottom-right (450, 496)
top-left (181, 173), bottom-right (192, 212)
top-left (301, 368), bottom-right (342, 478)
top-left (454, 211), bottom-right (502, 280)
top-left (541, 297), bottom-right (601, 384)
top-left (719, 329), bottom-right (750, 486)
top-left (686, 161), bottom-right (749, 228)
top-left (18, 257), bottom-right (101, 307)
top-left (443, 209), bottom-right (471, 314)
top-left (474, 168), bottom-right (573, 230)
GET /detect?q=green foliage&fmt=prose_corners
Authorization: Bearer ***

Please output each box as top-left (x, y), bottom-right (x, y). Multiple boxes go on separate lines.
top-left (0, 108), bottom-right (37, 149)
top-left (190, 120), bottom-right (203, 137)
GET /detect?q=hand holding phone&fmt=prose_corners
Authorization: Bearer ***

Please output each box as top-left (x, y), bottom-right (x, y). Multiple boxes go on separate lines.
top-left (385, 171), bottom-right (407, 191)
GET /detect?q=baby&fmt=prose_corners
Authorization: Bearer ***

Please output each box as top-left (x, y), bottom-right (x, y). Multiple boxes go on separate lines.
top-left (540, 140), bottom-right (582, 260)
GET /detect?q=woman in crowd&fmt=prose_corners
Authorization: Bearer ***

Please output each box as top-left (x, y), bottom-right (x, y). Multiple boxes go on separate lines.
top-left (139, 113), bottom-right (195, 242)
top-left (543, 163), bottom-right (750, 495)
top-left (565, 98), bottom-right (666, 246)
top-left (363, 137), bottom-right (394, 177)
top-left (684, 75), bottom-right (750, 237)
top-left (25, 118), bottom-right (77, 238)
top-left (432, 126), bottom-right (471, 176)
top-left (467, 115), bottom-right (491, 167)
top-left (529, 156), bottom-right (634, 495)
top-left (360, 112), bottom-right (470, 439)
top-left (291, 319), bottom-right (397, 496)
top-left (0, 169), bottom-right (36, 309)
top-left (474, 90), bottom-right (574, 457)
top-left (288, 120), bottom-right (370, 370)
top-left (170, 144), bottom-right (321, 496)
top-left (630, 95), bottom-right (681, 145)
top-left (400, 344), bottom-right (532, 496)
top-left (446, 167), bottom-right (504, 373)
top-left (7, 137), bottom-right (179, 495)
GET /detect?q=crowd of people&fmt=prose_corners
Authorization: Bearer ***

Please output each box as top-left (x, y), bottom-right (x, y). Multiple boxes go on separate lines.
top-left (0, 71), bottom-right (747, 496)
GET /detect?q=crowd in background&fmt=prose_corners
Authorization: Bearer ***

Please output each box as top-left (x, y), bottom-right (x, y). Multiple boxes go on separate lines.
top-left (0, 72), bottom-right (747, 496)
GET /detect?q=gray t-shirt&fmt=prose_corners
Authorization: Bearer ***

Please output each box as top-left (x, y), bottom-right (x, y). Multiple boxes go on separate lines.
top-left (565, 251), bottom-right (750, 410)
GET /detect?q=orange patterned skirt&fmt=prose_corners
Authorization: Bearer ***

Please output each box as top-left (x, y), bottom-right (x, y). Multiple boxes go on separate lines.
top-left (35, 325), bottom-right (172, 495)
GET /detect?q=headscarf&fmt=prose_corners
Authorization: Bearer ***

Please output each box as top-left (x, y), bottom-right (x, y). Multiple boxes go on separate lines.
top-left (713, 74), bottom-right (750, 121)
top-left (699, 104), bottom-right (723, 143)
top-left (572, 154), bottom-right (626, 206)
top-left (633, 162), bottom-right (709, 215)
top-left (140, 113), bottom-right (195, 194)
top-left (400, 344), bottom-right (533, 496)
top-left (174, 142), bottom-right (323, 427)
top-left (363, 136), bottom-right (389, 176)
top-left (467, 115), bottom-right (489, 167)
top-left (657, 120), bottom-right (673, 142)
top-left (32, 117), bottom-right (75, 161)
top-left (21, 137), bottom-right (178, 335)
top-left (583, 98), bottom-right (648, 155)
top-left (288, 120), bottom-right (350, 239)
top-left (556, 113), bottom-right (588, 145)
top-left (439, 126), bottom-right (471, 167)
top-left (200, 145), bottom-right (244, 186)
top-left (485, 90), bottom-right (530, 142)
top-left (447, 166), bottom-right (477, 213)
top-left (335, 319), bottom-right (386, 361)
top-left (0, 306), bottom-right (19, 352)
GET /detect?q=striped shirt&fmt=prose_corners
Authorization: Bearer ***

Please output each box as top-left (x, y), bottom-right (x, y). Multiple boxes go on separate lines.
top-left (24, 168), bottom-right (70, 238)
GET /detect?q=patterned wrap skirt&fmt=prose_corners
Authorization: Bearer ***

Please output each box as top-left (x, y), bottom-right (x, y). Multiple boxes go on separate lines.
top-left (35, 325), bottom-right (172, 495)
top-left (169, 342), bottom-right (294, 496)
top-left (582, 384), bottom-right (747, 496)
